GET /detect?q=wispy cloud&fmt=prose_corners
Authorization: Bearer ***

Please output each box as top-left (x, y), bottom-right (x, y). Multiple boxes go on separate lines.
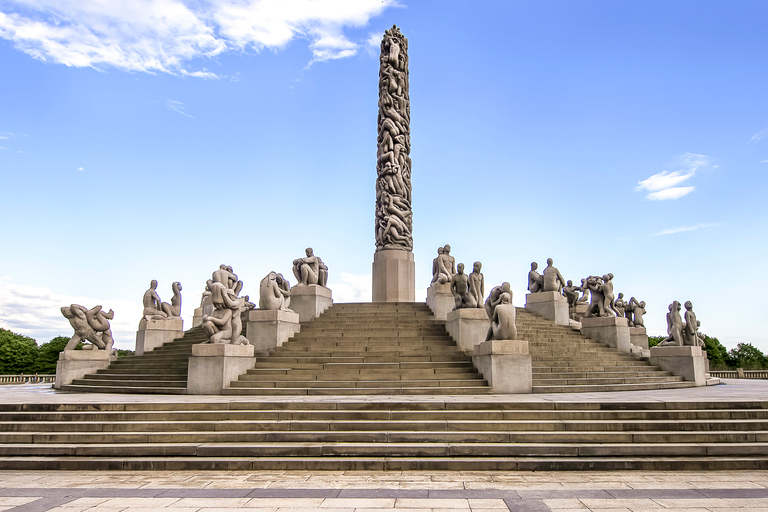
top-left (751, 127), bottom-right (768, 143)
top-left (651, 223), bottom-right (720, 236)
top-left (77, 166), bottom-right (84, 171)
top-left (635, 153), bottom-right (712, 201)
top-left (761, 159), bottom-right (768, 163)
top-left (0, 277), bottom-right (141, 349)
top-left (0, 132), bottom-right (16, 140)
top-left (0, 0), bottom-right (397, 77)
top-left (166, 100), bottom-right (193, 118)
top-left (329, 272), bottom-right (371, 302)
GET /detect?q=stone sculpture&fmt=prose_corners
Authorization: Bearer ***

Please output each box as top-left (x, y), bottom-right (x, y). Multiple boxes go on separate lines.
top-left (527, 262), bottom-right (543, 293)
top-left (489, 293), bottom-right (517, 341)
top-left (542, 258), bottom-right (566, 293)
top-left (375, 25), bottom-right (412, 252)
top-left (485, 282), bottom-right (512, 341)
top-left (292, 248), bottom-right (328, 287)
top-left (61, 304), bottom-right (115, 351)
top-left (660, 300), bottom-right (684, 346)
top-left (160, 281), bottom-right (182, 318)
top-left (683, 301), bottom-right (701, 347)
top-left (577, 278), bottom-right (589, 303)
top-left (600, 274), bottom-right (619, 316)
top-left (201, 265), bottom-right (249, 345)
top-left (562, 280), bottom-right (580, 309)
top-left (614, 292), bottom-right (626, 319)
top-left (259, 272), bottom-right (292, 311)
top-left (242, 295), bottom-right (256, 310)
top-left (628, 297), bottom-right (646, 327)
top-left (450, 263), bottom-right (475, 309)
top-left (584, 276), bottom-right (606, 318)
top-left (431, 245), bottom-right (456, 285)
top-left (142, 280), bottom-right (167, 320)
top-left (468, 262), bottom-right (485, 309)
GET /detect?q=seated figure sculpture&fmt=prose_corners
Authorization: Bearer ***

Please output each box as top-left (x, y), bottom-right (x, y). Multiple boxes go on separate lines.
top-left (489, 292), bottom-right (517, 340)
top-left (450, 263), bottom-right (475, 309)
top-left (430, 246), bottom-right (455, 285)
top-left (468, 261), bottom-right (485, 309)
top-left (61, 304), bottom-right (115, 352)
top-left (292, 248), bottom-right (328, 287)
top-left (527, 262), bottom-right (543, 293)
top-left (562, 280), bottom-right (580, 309)
top-left (577, 278), bottom-right (589, 303)
top-left (142, 280), bottom-right (167, 321)
top-left (242, 295), bottom-right (256, 310)
top-left (614, 292), bottom-right (626, 319)
top-left (542, 258), bottom-right (566, 293)
top-left (259, 271), bottom-right (292, 311)
top-left (160, 281), bottom-right (182, 318)
top-left (485, 282), bottom-right (512, 340)
top-left (659, 301), bottom-right (684, 346)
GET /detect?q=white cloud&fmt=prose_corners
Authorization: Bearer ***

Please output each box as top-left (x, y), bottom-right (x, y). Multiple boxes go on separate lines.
top-left (635, 153), bottom-right (712, 200)
top-left (0, 132), bottom-right (15, 140)
top-left (751, 127), bottom-right (768, 143)
top-left (77, 166), bottom-right (84, 171)
top-left (762, 160), bottom-right (768, 163)
top-left (0, 277), bottom-right (141, 350)
top-left (0, 0), bottom-right (397, 76)
top-left (365, 32), bottom-right (381, 56)
top-left (0, 146), bottom-right (8, 150)
top-left (328, 272), bottom-right (371, 302)
top-left (651, 223), bottom-right (720, 236)
top-left (166, 99), bottom-right (193, 118)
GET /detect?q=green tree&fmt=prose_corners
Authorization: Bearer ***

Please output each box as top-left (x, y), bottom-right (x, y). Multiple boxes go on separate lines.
top-left (648, 335), bottom-right (665, 348)
top-left (0, 329), bottom-right (38, 374)
top-left (702, 335), bottom-right (731, 369)
top-left (728, 343), bottom-right (768, 370)
top-left (33, 336), bottom-right (77, 374)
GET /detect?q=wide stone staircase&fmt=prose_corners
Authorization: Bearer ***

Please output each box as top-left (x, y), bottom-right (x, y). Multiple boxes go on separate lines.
top-left (226, 302), bottom-right (492, 395)
top-left (60, 327), bottom-right (207, 394)
top-left (0, 400), bottom-right (767, 470)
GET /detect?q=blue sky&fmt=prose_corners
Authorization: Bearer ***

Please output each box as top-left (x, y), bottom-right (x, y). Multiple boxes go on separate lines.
top-left (1, 0), bottom-right (767, 352)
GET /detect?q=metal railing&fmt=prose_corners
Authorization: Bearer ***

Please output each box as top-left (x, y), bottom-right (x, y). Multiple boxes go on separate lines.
top-left (709, 369), bottom-right (768, 379)
top-left (0, 375), bottom-right (56, 384)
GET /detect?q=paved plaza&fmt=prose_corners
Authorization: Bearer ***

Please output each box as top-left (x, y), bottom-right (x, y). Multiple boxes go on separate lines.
top-left (0, 380), bottom-right (767, 511)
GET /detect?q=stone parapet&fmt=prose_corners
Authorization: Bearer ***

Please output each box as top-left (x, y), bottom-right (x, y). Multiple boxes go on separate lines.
top-left (372, 249), bottom-right (415, 302)
top-left (580, 315), bottom-right (631, 353)
top-left (54, 349), bottom-right (115, 389)
top-left (472, 339), bottom-right (532, 394)
top-left (525, 292), bottom-right (569, 326)
top-left (135, 317), bottom-right (183, 356)
top-left (290, 285), bottom-right (333, 323)
top-left (187, 343), bottom-right (256, 394)
top-left (629, 326), bottom-right (649, 350)
top-left (649, 345), bottom-right (708, 386)
top-left (445, 308), bottom-right (489, 355)
top-left (426, 282), bottom-right (453, 320)
top-left (244, 309), bottom-right (301, 354)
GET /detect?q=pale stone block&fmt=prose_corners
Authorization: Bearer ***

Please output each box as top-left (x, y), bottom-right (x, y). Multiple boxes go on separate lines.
top-left (54, 349), bottom-right (115, 389)
top-left (572, 302), bottom-right (589, 321)
top-left (629, 326), bottom-right (649, 350)
top-left (525, 291), bottom-right (569, 326)
top-left (372, 249), bottom-right (415, 302)
top-left (426, 282), bottom-right (453, 320)
top-left (472, 339), bottom-right (532, 394)
top-left (289, 284), bottom-right (333, 323)
top-left (187, 343), bottom-right (256, 394)
top-left (445, 308), bottom-right (489, 354)
top-left (135, 317), bottom-right (183, 356)
top-left (649, 345), bottom-right (707, 386)
top-left (580, 315), bottom-right (630, 353)
top-left (245, 309), bottom-right (301, 353)
top-left (192, 306), bottom-right (203, 327)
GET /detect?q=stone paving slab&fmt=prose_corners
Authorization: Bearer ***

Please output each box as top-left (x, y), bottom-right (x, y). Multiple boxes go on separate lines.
top-left (0, 471), bottom-right (768, 511)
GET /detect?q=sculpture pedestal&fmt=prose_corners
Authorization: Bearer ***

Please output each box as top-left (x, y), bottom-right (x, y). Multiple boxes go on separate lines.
top-left (135, 317), bottom-right (183, 356)
top-left (571, 303), bottom-right (589, 321)
top-left (372, 249), bottom-right (415, 302)
top-left (580, 316), bottom-right (630, 353)
top-left (649, 345), bottom-right (708, 386)
top-left (446, 308), bottom-right (489, 354)
top-left (187, 343), bottom-right (255, 394)
top-left (472, 339), bottom-right (532, 394)
top-left (54, 349), bottom-right (115, 389)
top-left (629, 326), bottom-right (649, 350)
top-left (290, 285), bottom-right (332, 323)
top-left (426, 282), bottom-right (454, 320)
top-left (245, 309), bottom-right (301, 354)
top-left (192, 307), bottom-right (203, 328)
top-left (525, 292), bottom-right (569, 326)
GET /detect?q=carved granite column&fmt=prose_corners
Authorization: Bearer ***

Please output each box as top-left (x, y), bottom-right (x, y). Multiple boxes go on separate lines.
top-left (372, 25), bottom-right (415, 302)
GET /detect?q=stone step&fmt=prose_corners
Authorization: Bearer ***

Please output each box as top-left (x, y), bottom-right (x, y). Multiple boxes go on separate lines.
top-left (71, 378), bottom-right (187, 388)
top-left (59, 385), bottom-right (187, 394)
top-left (221, 387), bottom-right (494, 396)
top-left (228, 379), bottom-right (488, 389)
top-left (532, 376), bottom-right (684, 386)
top-left (239, 371), bottom-right (479, 381)
top-left (533, 381), bottom-right (697, 393)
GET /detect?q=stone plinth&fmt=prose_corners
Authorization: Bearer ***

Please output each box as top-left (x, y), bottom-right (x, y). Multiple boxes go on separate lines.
top-left (472, 339), bottom-right (532, 394)
top-left (571, 303), bottom-right (589, 321)
top-left (192, 307), bottom-right (203, 327)
top-left (54, 349), bottom-right (115, 389)
top-left (649, 345), bottom-right (708, 386)
top-left (135, 317), bottom-right (183, 356)
top-left (629, 326), bottom-right (649, 350)
top-left (187, 343), bottom-right (255, 395)
top-left (525, 292), bottom-right (569, 326)
top-left (372, 249), bottom-right (415, 302)
top-left (245, 309), bottom-right (301, 354)
top-left (446, 308), bottom-right (489, 355)
top-left (580, 316), bottom-right (630, 353)
top-left (426, 282), bottom-right (453, 320)
top-left (289, 285), bottom-right (332, 323)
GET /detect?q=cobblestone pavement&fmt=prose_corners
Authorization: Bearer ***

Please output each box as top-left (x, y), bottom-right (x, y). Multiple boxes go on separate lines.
top-left (0, 470), bottom-right (767, 512)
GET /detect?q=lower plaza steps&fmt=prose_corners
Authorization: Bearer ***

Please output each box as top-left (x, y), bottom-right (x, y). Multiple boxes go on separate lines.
top-left (0, 400), bottom-right (766, 470)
